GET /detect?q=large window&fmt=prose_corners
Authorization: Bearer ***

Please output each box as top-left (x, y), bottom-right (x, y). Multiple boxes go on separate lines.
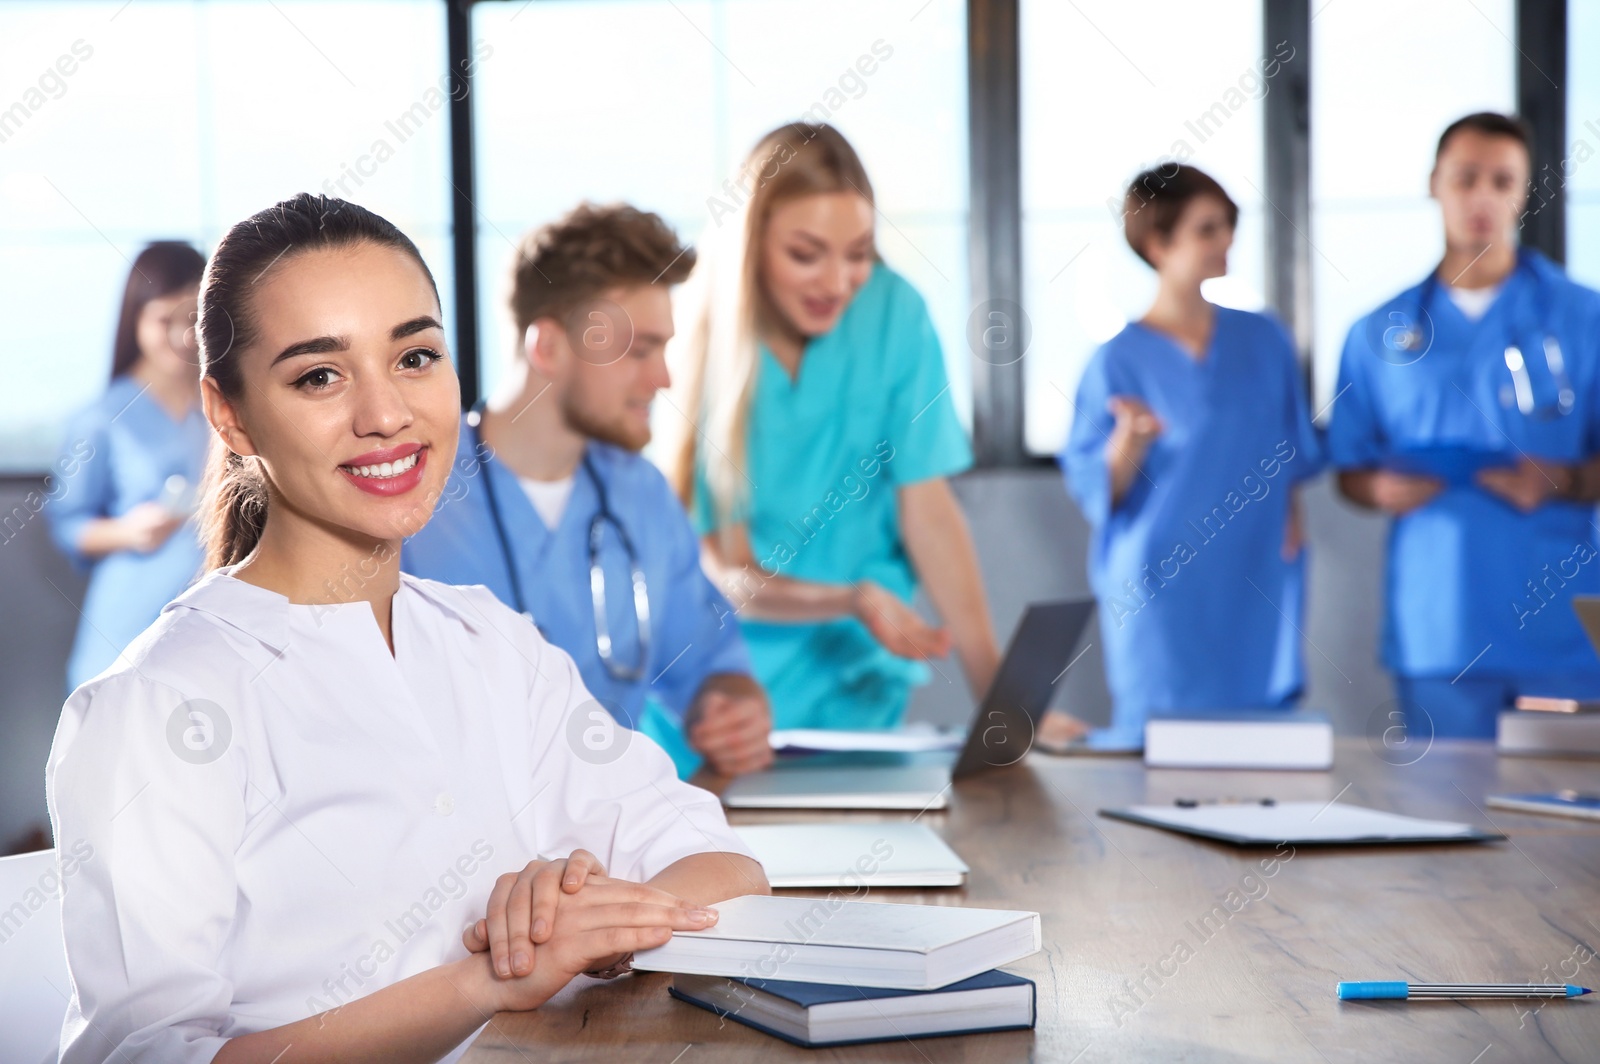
top-left (0, 0), bottom-right (452, 473)
top-left (469, 0), bottom-right (970, 422)
top-left (1308, 0), bottom-right (1515, 411)
top-left (1569, 0), bottom-right (1600, 291)
top-left (0, 1), bottom-right (1576, 471)
top-left (1019, 0), bottom-right (1270, 456)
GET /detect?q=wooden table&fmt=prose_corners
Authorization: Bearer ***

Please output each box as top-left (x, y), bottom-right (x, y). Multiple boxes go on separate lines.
top-left (463, 740), bottom-right (1600, 1062)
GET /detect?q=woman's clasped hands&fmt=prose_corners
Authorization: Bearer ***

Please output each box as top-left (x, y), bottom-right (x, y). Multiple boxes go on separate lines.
top-left (460, 850), bottom-right (718, 1012)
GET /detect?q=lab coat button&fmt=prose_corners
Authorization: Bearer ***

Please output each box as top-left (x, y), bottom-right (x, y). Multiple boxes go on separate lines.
top-left (434, 792), bottom-right (455, 816)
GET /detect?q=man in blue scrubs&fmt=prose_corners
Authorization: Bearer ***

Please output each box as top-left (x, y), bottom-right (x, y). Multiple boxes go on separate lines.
top-left (403, 204), bottom-right (772, 776)
top-left (1330, 112), bottom-right (1600, 737)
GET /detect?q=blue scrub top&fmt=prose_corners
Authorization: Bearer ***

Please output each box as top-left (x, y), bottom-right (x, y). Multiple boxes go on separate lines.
top-left (691, 262), bottom-right (973, 731)
top-left (1061, 307), bottom-right (1324, 733)
top-left (47, 376), bottom-right (209, 692)
top-left (1328, 248), bottom-right (1600, 679)
top-left (401, 417), bottom-right (752, 753)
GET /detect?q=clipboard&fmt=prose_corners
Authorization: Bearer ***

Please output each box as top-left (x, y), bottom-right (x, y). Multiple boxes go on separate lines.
top-left (1386, 445), bottom-right (1514, 486)
top-left (1098, 801), bottom-right (1504, 847)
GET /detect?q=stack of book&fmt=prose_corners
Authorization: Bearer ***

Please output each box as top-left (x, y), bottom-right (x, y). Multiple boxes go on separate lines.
top-left (633, 894), bottom-right (1040, 1047)
top-left (1498, 698), bottom-right (1600, 757)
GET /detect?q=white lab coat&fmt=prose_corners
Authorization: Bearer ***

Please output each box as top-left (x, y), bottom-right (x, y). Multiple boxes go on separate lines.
top-left (46, 567), bottom-right (754, 1064)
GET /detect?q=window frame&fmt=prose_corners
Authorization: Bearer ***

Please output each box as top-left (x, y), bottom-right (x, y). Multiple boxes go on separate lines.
top-left (444, 0), bottom-right (1566, 465)
top-left (3, 0), bottom-right (1569, 474)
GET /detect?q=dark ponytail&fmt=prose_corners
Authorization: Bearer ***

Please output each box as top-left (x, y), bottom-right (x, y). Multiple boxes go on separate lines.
top-left (111, 241), bottom-right (206, 380)
top-left (197, 193), bottom-right (440, 570)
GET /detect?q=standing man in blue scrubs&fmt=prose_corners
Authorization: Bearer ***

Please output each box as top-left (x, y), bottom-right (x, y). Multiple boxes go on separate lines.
top-left (402, 203), bottom-right (773, 776)
top-left (1330, 112), bottom-right (1600, 738)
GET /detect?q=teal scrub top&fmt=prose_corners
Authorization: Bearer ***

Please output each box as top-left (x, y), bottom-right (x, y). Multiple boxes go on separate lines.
top-left (1328, 249), bottom-right (1600, 679)
top-left (691, 262), bottom-right (973, 730)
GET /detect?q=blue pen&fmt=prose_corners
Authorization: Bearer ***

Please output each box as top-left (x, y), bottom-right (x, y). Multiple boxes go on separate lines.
top-left (1338, 981), bottom-right (1592, 1000)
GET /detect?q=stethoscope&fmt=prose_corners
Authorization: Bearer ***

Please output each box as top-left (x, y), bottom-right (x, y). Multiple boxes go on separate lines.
top-left (469, 403), bottom-right (652, 683)
top-left (1393, 251), bottom-right (1575, 420)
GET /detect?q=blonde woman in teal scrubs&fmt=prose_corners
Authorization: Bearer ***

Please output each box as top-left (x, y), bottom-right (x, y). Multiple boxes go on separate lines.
top-left (666, 122), bottom-right (1001, 732)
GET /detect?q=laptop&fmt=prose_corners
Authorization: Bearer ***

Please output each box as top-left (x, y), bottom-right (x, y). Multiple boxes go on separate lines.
top-left (721, 600), bottom-right (1095, 810)
top-left (1574, 597), bottom-right (1600, 658)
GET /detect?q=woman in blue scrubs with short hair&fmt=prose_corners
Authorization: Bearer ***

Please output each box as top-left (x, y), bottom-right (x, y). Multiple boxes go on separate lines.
top-left (1330, 113), bottom-right (1600, 738)
top-left (48, 241), bottom-right (211, 692)
top-left (1060, 165), bottom-right (1323, 739)
top-left (666, 122), bottom-right (1001, 731)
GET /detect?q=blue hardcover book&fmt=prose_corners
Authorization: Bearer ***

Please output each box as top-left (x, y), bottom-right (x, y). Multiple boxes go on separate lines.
top-left (1486, 792), bottom-right (1600, 821)
top-left (669, 969), bottom-right (1037, 1048)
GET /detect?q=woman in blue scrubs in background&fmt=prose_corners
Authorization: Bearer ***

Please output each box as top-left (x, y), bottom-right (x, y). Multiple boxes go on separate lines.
top-left (666, 122), bottom-right (1002, 731)
top-left (1330, 113), bottom-right (1600, 738)
top-left (1060, 165), bottom-right (1322, 739)
top-left (48, 241), bottom-right (210, 691)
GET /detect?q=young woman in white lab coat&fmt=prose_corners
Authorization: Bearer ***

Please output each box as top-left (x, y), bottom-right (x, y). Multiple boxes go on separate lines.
top-left (46, 193), bottom-right (767, 1064)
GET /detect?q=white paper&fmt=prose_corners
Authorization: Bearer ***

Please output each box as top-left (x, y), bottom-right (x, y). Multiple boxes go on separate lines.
top-left (769, 724), bottom-right (964, 754)
top-left (733, 822), bottom-right (969, 887)
top-left (1119, 801), bottom-right (1482, 842)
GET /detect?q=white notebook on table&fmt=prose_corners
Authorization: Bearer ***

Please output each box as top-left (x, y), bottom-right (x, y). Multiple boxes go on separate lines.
top-left (1143, 710), bottom-right (1333, 770)
top-left (733, 822), bottom-right (969, 888)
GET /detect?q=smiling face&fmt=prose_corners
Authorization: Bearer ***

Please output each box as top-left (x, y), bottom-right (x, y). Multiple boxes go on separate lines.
top-left (202, 242), bottom-right (460, 545)
top-left (1431, 128), bottom-right (1530, 255)
top-left (1144, 194), bottom-right (1234, 284)
top-left (539, 283), bottom-right (674, 452)
top-left (757, 191), bottom-right (875, 337)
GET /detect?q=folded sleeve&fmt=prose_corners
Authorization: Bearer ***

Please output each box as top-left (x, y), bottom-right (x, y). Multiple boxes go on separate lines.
top-left (523, 631), bottom-right (754, 883)
top-left (47, 671), bottom-right (248, 1064)
top-left (1325, 325), bottom-right (1386, 468)
top-left (1058, 348), bottom-right (1120, 528)
top-left (647, 479), bottom-right (753, 724)
top-left (882, 279), bottom-right (973, 486)
top-left (46, 404), bottom-right (114, 571)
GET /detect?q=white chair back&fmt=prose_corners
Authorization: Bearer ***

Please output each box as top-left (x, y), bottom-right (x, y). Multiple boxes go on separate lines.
top-left (0, 848), bottom-right (70, 1064)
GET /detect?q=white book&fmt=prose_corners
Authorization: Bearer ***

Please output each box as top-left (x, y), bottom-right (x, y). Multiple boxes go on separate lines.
top-left (1144, 710), bottom-right (1333, 770)
top-left (632, 895), bottom-right (1041, 991)
top-left (733, 823), bottom-right (969, 888)
top-left (1496, 711), bottom-right (1600, 757)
